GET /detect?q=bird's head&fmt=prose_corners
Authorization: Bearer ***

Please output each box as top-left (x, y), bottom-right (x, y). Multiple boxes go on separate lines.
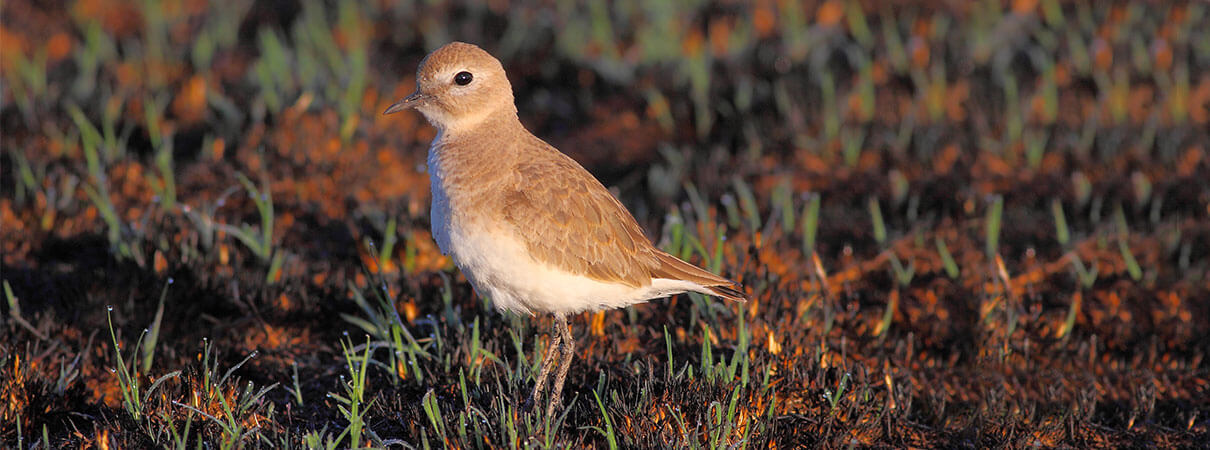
top-left (383, 42), bottom-right (516, 133)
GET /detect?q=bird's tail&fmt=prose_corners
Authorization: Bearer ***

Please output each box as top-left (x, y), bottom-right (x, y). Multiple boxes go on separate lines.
top-left (652, 251), bottom-right (747, 302)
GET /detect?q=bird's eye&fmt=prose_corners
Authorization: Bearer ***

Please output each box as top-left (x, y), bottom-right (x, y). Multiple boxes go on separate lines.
top-left (454, 71), bottom-right (473, 86)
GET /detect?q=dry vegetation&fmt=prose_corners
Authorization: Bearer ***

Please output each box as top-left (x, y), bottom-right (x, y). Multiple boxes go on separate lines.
top-left (2, 0), bottom-right (1209, 447)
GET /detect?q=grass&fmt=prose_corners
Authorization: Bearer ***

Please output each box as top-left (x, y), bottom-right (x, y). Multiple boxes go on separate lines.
top-left (331, 336), bottom-right (375, 448)
top-left (2, 0), bottom-right (1209, 447)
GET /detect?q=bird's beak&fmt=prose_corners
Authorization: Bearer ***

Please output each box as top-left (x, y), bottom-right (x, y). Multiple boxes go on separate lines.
top-left (383, 91), bottom-right (424, 115)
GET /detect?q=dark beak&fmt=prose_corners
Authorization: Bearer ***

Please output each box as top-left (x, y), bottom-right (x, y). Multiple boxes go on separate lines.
top-left (383, 91), bottom-right (424, 115)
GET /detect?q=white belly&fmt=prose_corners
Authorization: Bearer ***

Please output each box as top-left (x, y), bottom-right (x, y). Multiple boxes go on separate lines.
top-left (439, 220), bottom-right (704, 315)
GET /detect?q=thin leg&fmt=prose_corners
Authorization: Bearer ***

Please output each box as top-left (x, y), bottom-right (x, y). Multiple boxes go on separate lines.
top-left (525, 320), bottom-right (562, 410)
top-left (546, 313), bottom-right (576, 418)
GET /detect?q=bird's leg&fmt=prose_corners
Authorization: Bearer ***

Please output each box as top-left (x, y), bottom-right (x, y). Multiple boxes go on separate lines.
top-left (525, 319), bottom-right (562, 411)
top-left (545, 313), bottom-right (576, 418)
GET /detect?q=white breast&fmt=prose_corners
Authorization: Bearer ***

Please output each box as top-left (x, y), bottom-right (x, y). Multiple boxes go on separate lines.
top-left (427, 141), bottom-right (454, 255)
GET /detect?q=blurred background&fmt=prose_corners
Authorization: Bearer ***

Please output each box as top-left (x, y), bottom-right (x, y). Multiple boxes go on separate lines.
top-left (2, 0), bottom-right (1208, 447)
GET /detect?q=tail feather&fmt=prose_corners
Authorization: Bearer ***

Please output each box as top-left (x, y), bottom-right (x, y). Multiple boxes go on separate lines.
top-left (651, 251), bottom-right (747, 302)
top-left (705, 284), bottom-right (747, 302)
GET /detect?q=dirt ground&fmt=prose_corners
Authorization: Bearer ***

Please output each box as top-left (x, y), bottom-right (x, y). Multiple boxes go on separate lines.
top-left (2, 0), bottom-right (1208, 447)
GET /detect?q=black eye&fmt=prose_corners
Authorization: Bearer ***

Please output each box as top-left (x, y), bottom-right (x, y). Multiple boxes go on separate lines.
top-left (454, 71), bottom-right (473, 85)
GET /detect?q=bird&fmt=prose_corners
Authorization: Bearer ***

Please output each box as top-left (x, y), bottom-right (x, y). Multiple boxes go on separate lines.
top-left (383, 42), bottom-right (746, 418)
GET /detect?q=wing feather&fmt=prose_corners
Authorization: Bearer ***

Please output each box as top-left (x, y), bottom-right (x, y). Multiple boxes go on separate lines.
top-left (499, 137), bottom-right (745, 300)
top-left (501, 148), bottom-right (660, 287)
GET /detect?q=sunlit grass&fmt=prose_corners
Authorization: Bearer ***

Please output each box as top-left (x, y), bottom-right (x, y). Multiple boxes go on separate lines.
top-left (2, 0), bottom-right (1207, 447)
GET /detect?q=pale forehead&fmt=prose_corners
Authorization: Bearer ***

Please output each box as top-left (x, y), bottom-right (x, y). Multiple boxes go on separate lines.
top-left (417, 42), bottom-right (501, 82)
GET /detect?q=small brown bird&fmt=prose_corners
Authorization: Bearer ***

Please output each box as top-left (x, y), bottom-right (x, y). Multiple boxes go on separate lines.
top-left (384, 42), bottom-right (745, 417)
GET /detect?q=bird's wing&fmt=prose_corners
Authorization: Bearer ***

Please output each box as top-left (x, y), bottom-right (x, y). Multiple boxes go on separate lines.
top-left (496, 141), bottom-right (740, 298)
top-left (501, 150), bottom-right (661, 288)
top-left (500, 138), bottom-right (745, 299)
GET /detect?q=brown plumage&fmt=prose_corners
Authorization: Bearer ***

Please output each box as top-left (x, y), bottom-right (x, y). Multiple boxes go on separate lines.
top-left (501, 134), bottom-right (745, 299)
top-left (384, 41), bottom-right (745, 418)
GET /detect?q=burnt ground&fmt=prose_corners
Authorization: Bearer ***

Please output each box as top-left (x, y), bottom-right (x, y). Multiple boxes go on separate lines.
top-left (2, 0), bottom-right (1209, 448)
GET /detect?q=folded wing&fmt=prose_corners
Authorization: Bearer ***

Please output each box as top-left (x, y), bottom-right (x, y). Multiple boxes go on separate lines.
top-left (501, 141), bottom-right (745, 301)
